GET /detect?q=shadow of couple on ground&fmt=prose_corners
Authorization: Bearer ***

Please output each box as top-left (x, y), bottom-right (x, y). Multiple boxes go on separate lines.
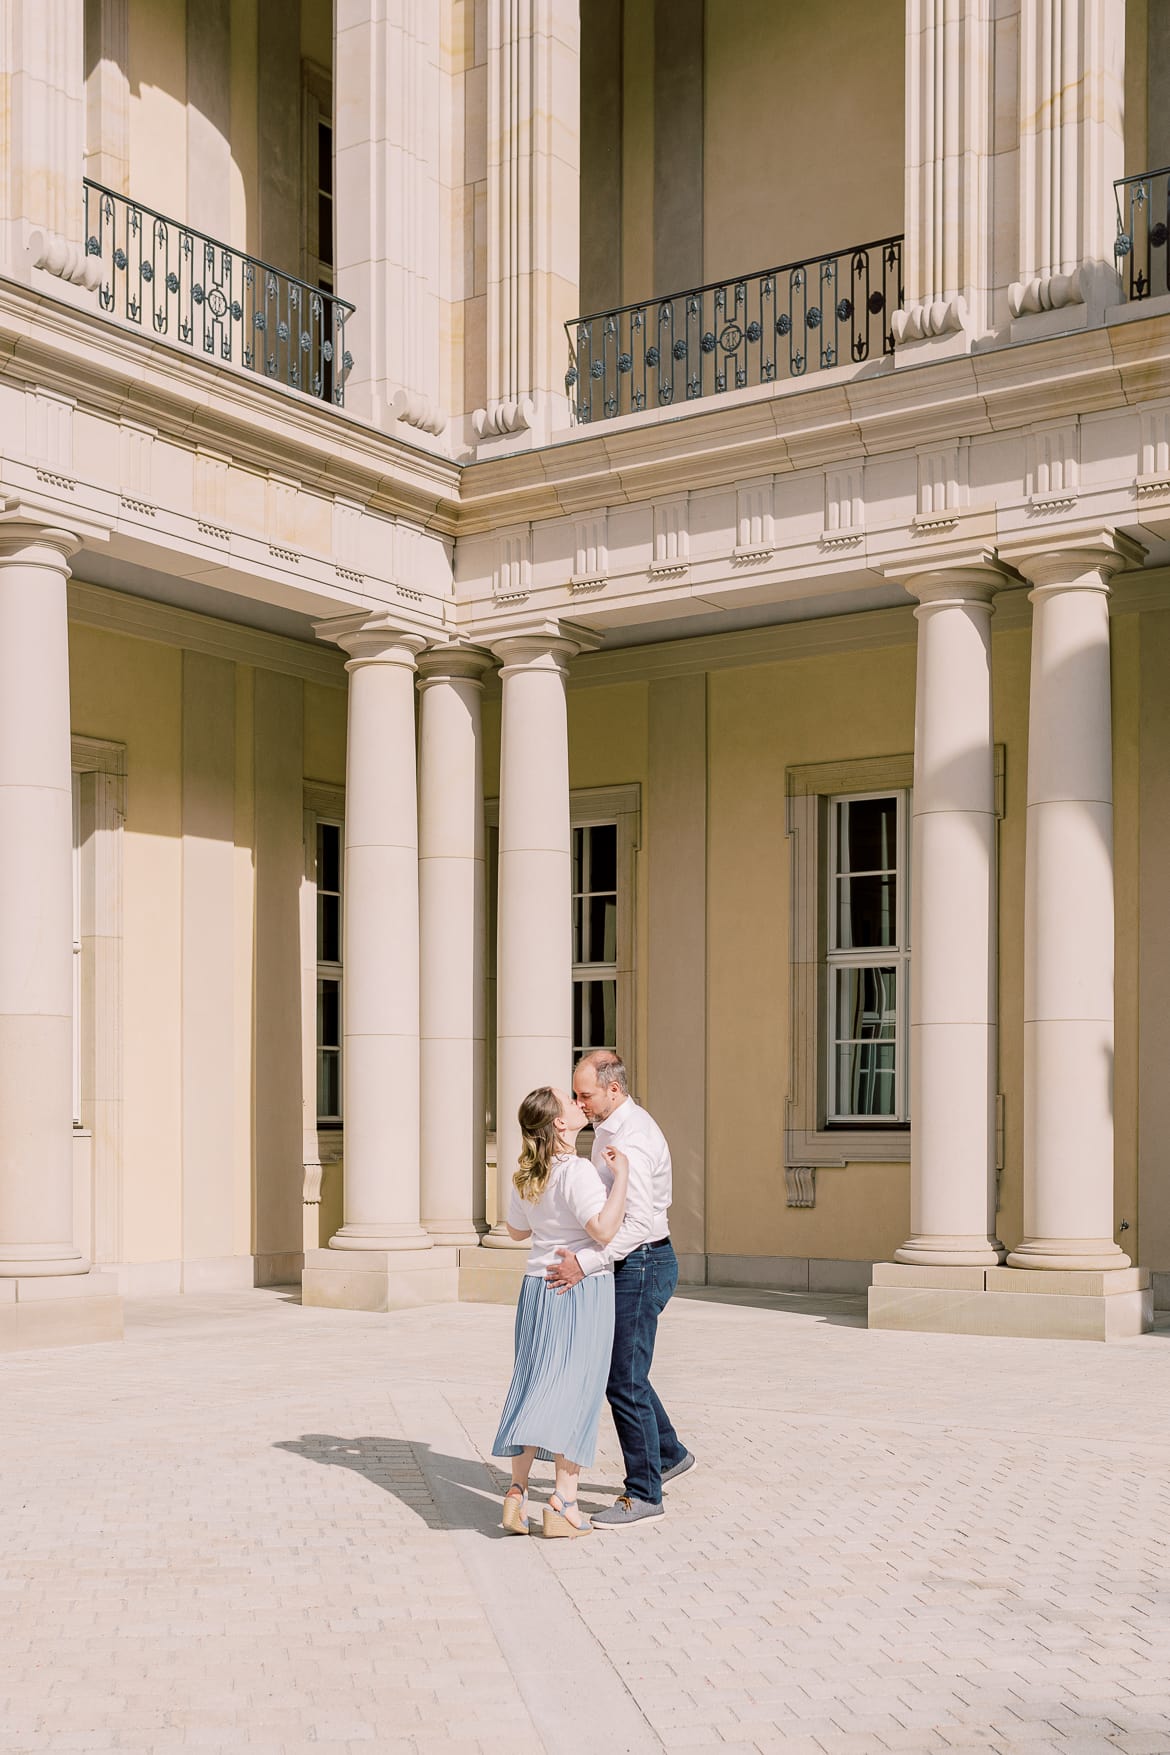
top-left (273, 1433), bottom-right (618, 1536)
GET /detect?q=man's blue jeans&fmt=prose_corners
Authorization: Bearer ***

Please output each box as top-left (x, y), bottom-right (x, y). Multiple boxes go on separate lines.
top-left (607, 1239), bottom-right (686, 1504)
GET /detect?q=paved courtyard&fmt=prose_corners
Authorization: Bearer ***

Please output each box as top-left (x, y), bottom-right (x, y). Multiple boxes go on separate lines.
top-left (5, 1285), bottom-right (1170, 1755)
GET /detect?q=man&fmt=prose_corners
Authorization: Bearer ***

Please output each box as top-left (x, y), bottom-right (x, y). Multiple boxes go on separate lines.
top-left (545, 1049), bottom-right (695, 1527)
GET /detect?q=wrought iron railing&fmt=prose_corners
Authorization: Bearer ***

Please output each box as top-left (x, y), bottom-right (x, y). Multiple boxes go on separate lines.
top-left (83, 180), bottom-right (354, 406)
top-left (566, 236), bottom-right (903, 424)
top-left (1115, 167), bottom-right (1170, 302)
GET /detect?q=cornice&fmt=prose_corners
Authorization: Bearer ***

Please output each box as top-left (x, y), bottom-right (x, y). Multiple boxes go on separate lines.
top-left (0, 285), bottom-right (463, 536)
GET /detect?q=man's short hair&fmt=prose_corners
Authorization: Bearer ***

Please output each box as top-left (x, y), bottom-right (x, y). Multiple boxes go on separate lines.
top-left (575, 1048), bottom-right (629, 1095)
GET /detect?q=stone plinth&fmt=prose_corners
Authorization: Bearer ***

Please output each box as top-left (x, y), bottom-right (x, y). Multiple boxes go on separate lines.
top-left (868, 1262), bottom-right (1151, 1341)
top-left (457, 1247), bottom-right (528, 1306)
top-left (0, 1271), bottom-right (122, 1352)
top-left (301, 1247), bottom-right (458, 1313)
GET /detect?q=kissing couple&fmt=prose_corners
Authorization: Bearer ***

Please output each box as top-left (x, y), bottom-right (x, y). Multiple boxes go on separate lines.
top-left (491, 1049), bottom-right (695, 1536)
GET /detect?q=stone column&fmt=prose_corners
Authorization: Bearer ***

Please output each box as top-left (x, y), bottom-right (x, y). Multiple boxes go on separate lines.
top-left (0, 0), bottom-right (100, 289)
top-left (1009, 0), bottom-right (1125, 319)
top-left (1004, 533), bottom-right (1141, 1270)
top-left (893, 0), bottom-right (996, 348)
top-left (895, 560), bottom-right (1008, 1266)
top-left (0, 517), bottom-right (121, 1347)
top-left (483, 625), bottom-right (582, 1245)
top-left (417, 646), bottom-right (492, 1247)
top-left (472, 0), bottom-right (580, 445)
top-left (333, 0), bottom-right (445, 438)
top-left (303, 616), bottom-right (459, 1312)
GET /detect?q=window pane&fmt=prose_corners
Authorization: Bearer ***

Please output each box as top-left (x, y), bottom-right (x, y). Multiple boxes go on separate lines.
top-left (317, 1049), bottom-right (341, 1120)
top-left (317, 977), bottom-right (341, 1049)
top-left (586, 824), bottom-right (617, 893)
top-left (318, 120), bottom-right (333, 194)
top-left (318, 893), bottom-right (341, 964)
top-left (318, 193), bottom-right (333, 264)
top-left (835, 966), bottom-right (897, 1040)
top-left (834, 1042), bottom-right (897, 1117)
top-left (573, 978), bottom-right (617, 1055)
top-left (586, 894), bottom-right (617, 964)
top-left (572, 896), bottom-right (584, 963)
top-left (572, 827), bottom-right (585, 894)
top-left (837, 796), bottom-right (897, 876)
top-left (317, 822), bottom-right (340, 894)
top-left (837, 872), bottom-right (898, 949)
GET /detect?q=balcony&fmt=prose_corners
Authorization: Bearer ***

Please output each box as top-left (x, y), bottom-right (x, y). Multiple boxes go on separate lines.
top-left (1115, 167), bottom-right (1170, 303)
top-left (565, 235), bottom-right (903, 426)
top-left (83, 181), bottom-right (354, 409)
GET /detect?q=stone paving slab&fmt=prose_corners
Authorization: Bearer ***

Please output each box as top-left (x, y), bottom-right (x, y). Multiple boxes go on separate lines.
top-left (4, 1285), bottom-right (1170, 1753)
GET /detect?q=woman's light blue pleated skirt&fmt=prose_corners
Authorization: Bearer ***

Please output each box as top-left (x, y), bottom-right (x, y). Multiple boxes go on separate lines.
top-left (492, 1271), bottom-right (615, 1467)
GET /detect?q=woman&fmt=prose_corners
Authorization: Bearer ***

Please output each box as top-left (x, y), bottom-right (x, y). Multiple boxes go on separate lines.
top-left (492, 1085), bottom-right (629, 1538)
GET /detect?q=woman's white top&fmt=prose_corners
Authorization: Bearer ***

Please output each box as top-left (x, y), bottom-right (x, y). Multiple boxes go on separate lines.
top-left (506, 1153), bottom-right (611, 1277)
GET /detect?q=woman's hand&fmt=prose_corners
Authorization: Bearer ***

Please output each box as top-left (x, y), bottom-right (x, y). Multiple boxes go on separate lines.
top-left (585, 1148), bottom-right (630, 1246)
top-left (603, 1147), bottom-right (629, 1177)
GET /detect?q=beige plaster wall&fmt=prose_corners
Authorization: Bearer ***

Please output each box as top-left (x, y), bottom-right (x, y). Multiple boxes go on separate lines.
top-left (703, 0), bottom-right (904, 280)
top-left (123, 0), bottom-right (324, 256)
top-left (1139, 607), bottom-right (1170, 1274)
top-left (69, 623), bottom-right (183, 1265)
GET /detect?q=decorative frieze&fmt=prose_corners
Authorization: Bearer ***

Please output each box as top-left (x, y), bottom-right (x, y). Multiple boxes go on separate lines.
top-left (822, 465), bottom-right (864, 548)
top-left (194, 448), bottom-right (230, 530)
top-left (914, 441), bottom-right (969, 531)
top-left (571, 512), bottom-right (609, 589)
top-left (1026, 423), bottom-right (1080, 514)
top-left (333, 497), bottom-right (366, 584)
top-left (27, 389), bottom-right (75, 484)
top-left (650, 498), bottom-right (689, 578)
top-left (1137, 404), bottom-right (1170, 497)
top-left (733, 479), bottom-right (775, 562)
top-left (493, 526), bottom-right (532, 603)
top-left (118, 421), bottom-right (154, 514)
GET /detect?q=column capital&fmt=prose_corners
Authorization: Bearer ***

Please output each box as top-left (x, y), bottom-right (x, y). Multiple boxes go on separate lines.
top-left (884, 548), bottom-right (1022, 608)
top-left (0, 495), bottom-right (110, 563)
top-left (416, 643), bottom-right (494, 689)
top-left (487, 617), bottom-right (602, 673)
top-left (999, 530), bottom-right (1147, 594)
top-left (312, 611), bottom-right (431, 669)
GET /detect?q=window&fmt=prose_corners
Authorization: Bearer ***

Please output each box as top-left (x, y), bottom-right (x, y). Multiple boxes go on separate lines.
top-left (315, 818), bottom-right (343, 1125)
top-left (572, 822), bottom-right (619, 1060)
top-left (826, 791), bottom-right (909, 1124)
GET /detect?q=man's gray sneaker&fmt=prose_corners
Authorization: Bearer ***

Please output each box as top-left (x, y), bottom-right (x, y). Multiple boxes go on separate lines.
top-left (591, 1495), bottom-right (665, 1529)
top-left (662, 1450), bottom-right (695, 1487)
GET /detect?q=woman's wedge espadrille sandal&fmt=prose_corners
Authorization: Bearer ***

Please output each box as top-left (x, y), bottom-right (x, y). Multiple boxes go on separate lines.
top-left (541, 1492), bottom-right (592, 1539)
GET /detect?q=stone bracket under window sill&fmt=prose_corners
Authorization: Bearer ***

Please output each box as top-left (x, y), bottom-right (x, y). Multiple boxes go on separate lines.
top-left (785, 1127), bottom-right (910, 1167)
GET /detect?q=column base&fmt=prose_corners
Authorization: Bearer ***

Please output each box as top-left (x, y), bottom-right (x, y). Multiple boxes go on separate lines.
top-left (1006, 1238), bottom-right (1131, 1271)
top-left (424, 1219), bottom-right (489, 1248)
top-left (326, 1222), bottom-right (433, 1252)
top-left (302, 1247), bottom-right (458, 1312)
top-left (0, 1270), bottom-right (123, 1352)
top-left (457, 1244), bottom-right (529, 1305)
top-left (868, 1262), bottom-right (1151, 1341)
top-left (894, 1234), bottom-right (1005, 1267)
top-left (480, 1223), bottom-right (529, 1251)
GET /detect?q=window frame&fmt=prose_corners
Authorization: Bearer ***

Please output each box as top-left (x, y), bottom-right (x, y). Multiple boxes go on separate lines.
top-left (785, 754), bottom-right (914, 1167)
top-left (303, 785), bottom-right (345, 1132)
top-left (824, 787), bottom-right (911, 1126)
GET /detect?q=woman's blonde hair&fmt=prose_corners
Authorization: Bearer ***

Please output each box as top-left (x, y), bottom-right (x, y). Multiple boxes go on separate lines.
top-left (514, 1086), bottom-right (563, 1202)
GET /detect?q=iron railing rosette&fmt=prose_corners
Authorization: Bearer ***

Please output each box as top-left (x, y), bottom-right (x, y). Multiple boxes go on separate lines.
top-left (1115, 167), bottom-right (1170, 302)
top-left (83, 180), bottom-right (354, 408)
top-left (566, 236), bottom-right (903, 424)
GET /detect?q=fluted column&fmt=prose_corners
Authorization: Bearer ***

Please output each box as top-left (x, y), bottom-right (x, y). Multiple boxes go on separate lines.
top-left (333, 0), bottom-right (445, 437)
top-left (0, 522), bottom-right (89, 1277)
top-left (483, 625), bottom-right (582, 1245)
top-left (895, 561), bottom-right (1008, 1267)
top-left (418, 646), bottom-right (492, 1247)
top-left (1009, 0), bottom-right (1125, 318)
top-left (472, 0), bottom-right (580, 444)
top-left (319, 617), bottom-right (430, 1252)
top-left (893, 0), bottom-right (995, 346)
top-left (0, 0), bottom-right (100, 289)
top-left (1003, 533), bottom-right (1141, 1270)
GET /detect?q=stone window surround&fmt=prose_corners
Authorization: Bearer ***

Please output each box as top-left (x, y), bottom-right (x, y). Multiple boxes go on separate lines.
top-left (71, 733), bottom-right (126, 1265)
top-left (786, 750), bottom-right (1005, 1169)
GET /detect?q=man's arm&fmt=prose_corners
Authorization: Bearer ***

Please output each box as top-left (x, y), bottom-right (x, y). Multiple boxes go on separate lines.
top-left (546, 1143), bottom-right (654, 1287)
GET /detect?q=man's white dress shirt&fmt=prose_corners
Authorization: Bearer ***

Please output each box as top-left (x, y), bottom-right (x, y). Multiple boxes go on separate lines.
top-left (574, 1097), bottom-right (672, 1277)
